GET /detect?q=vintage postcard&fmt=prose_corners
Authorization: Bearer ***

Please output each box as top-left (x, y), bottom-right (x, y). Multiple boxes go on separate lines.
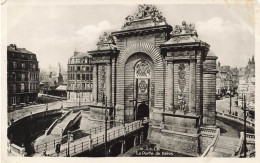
top-left (1, 0), bottom-right (259, 163)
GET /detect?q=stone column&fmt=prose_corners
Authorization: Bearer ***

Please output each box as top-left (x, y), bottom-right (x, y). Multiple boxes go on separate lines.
top-left (189, 60), bottom-right (196, 112)
top-left (106, 63), bottom-right (112, 107)
top-left (167, 61), bottom-right (174, 111)
top-left (92, 64), bottom-right (98, 104)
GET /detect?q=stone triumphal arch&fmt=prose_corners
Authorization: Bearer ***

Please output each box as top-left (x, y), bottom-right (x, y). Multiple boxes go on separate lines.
top-left (87, 4), bottom-right (217, 156)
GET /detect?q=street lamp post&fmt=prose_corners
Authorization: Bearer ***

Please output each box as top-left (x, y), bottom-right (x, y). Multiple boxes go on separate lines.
top-left (229, 90), bottom-right (232, 114)
top-left (104, 95), bottom-right (108, 157)
top-left (78, 91), bottom-right (81, 108)
top-left (67, 131), bottom-right (71, 157)
top-left (46, 87), bottom-right (48, 111)
top-left (243, 94), bottom-right (247, 158)
top-left (61, 94), bottom-right (63, 109)
top-left (237, 93), bottom-right (239, 106)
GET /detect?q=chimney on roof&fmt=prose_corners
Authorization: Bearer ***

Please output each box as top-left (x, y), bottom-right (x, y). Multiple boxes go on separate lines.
top-left (10, 44), bottom-right (17, 50)
top-left (74, 50), bottom-right (79, 56)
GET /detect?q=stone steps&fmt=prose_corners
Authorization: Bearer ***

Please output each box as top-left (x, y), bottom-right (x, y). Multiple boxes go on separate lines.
top-left (213, 136), bottom-right (240, 156)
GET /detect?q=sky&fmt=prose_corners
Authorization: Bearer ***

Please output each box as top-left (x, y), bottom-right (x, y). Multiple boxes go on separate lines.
top-left (5, 1), bottom-right (255, 70)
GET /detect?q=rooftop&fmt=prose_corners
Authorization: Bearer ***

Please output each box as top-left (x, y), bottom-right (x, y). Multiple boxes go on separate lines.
top-left (70, 51), bottom-right (91, 59)
top-left (7, 44), bottom-right (35, 55)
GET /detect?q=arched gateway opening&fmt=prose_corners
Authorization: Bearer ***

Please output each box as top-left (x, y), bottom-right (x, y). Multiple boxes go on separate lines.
top-left (124, 53), bottom-right (154, 121)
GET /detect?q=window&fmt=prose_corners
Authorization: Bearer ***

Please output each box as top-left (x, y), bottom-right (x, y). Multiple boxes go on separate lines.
top-left (77, 66), bottom-right (80, 71)
top-left (77, 74), bottom-right (80, 80)
top-left (21, 74), bottom-right (25, 81)
top-left (21, 63), bottom-right (25, 69)
top-left (21, 83), bottom-right (24, 92)
top-left (86, 74), bottom-right (89, 80)
top-left (11, 97), bottom-right (16, 105)
top-left (82, 74), bottom-right (86, 80)
top-left (13, 62), bottom-right (17, 69)
top-left (82, 83), bottom-right (85, 89)
top-left (12, 84), bottom-right (16, 92)
top-left (82, 66), bottom-right (86, 71)
top-left (86, 67), bottom-right (89, 72)
top-left (10, 73), bottom-right (16, 81)
top-left (90, 74), bottom-right (93, 80)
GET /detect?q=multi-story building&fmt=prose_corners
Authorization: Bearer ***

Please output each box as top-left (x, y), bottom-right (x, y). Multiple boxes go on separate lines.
top-left (237, 55), bottom-right (255, 108)
top-left (7, 44), bottom-right (40, 107)
top-left (216, 61), bottom-right (239, 96)
top-left (221, 66), bottom-right (233, 92)
top-left (67, 51), bottom-right (93, 102)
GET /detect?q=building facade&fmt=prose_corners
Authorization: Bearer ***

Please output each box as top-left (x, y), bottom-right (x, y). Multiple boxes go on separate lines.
top-left (7, 44), bottom-right (40, 107)
top-left (67, 51), bottom-right (93, 102)
top-left (237, 55), bottom-right (255, 108)
top-left (216, 62), bottom-right (239, 96)
top-left (87, 5), bottom-right (218, 156)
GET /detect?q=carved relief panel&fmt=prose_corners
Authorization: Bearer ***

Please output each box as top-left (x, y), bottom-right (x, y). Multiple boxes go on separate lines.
top-left (98, 65), bottom-right (106, 103)
top-left (174, 62), bottom-right (190, 111)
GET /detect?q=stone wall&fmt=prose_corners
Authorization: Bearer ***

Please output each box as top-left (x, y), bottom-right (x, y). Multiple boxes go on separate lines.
top-left (203, 56), bottom-right (217, 125)
top-left (149, 126), bottom-right (199, 156)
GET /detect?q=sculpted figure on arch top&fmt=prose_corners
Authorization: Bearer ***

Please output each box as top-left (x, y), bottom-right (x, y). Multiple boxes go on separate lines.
top-left (171, 21), bottom-right (197, 36)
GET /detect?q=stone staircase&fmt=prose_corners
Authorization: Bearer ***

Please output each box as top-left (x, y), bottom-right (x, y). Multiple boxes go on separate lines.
top-left (51, 113), bottom-right (78, 135)
top-left (211, 136), bottom-right (240, 157)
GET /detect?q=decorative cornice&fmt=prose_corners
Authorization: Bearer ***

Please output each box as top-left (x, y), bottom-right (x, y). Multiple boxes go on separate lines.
top-left (112, 25), bottom-right (172, 37)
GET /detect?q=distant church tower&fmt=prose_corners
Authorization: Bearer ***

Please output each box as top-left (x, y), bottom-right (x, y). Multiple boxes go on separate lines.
top-left (57, 62), bottom-right (64, 85)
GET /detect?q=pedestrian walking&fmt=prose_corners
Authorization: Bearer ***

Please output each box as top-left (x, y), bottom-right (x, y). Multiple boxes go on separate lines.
top-left (42, 150), bottom-right (47, 156)
top-left (56, 142), bottom-right (61, 156)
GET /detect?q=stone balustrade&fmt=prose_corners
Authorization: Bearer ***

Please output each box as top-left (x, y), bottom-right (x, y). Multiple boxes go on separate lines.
top-left (216, 111), bottom-right (255, 128)
top-left (8, 142), bottom-right (26, 156)
top-left (200, 128), bottom-right (220, 157)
